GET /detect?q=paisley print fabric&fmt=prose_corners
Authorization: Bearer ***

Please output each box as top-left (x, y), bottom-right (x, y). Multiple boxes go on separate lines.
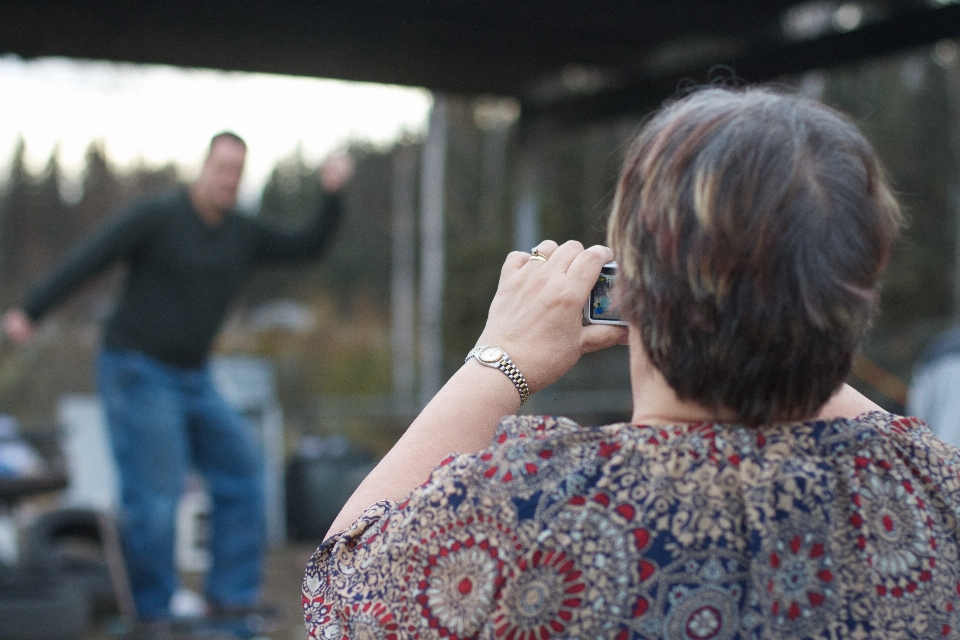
top-left (303, 412), bottom-right (960, 639)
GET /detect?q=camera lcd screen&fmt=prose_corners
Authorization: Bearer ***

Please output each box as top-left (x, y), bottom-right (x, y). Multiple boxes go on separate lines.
top-left (589, 265), bottom-right (621, 322)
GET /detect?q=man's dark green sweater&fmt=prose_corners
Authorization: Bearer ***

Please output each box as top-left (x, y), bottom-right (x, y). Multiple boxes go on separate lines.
top-left (23, 187), bottom-right (342, 368)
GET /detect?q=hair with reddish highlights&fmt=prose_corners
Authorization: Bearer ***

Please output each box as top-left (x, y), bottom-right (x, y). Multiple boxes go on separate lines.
top-left (608, 87), bottom-right (903, 425)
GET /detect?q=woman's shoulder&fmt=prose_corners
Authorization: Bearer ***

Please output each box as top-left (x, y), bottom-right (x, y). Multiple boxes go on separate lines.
top-left (491, 413), bottom-right (584, 441)
top-left (484, 410), bottom-right (960, 483)
top-left (819, 410), bottom-right (952, 456)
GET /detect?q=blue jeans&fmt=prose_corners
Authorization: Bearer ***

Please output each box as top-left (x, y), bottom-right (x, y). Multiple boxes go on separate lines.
top-left (96, 348), bottom-right (266, 620)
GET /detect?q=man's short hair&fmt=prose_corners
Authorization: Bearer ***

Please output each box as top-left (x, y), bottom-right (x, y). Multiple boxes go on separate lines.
top-left (209, 131), bottom-right (247, 151)
top-left (608, 87), bottom-right (903, 425)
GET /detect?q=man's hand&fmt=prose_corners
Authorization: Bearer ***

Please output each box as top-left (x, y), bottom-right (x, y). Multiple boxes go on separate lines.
top-left (319, 154), bottom-right (355, 193)
top-left (3, 309), bottom-right (37, 345)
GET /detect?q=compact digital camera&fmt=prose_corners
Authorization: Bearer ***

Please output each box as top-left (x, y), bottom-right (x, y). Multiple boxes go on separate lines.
top-left (583, 261), bottom-right (627, 326)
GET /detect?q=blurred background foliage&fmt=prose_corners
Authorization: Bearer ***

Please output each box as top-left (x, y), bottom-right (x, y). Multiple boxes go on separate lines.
top-left (1, 42), bottom-right (959, 440)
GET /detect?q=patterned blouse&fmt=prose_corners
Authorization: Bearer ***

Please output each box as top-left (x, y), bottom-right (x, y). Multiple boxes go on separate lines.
top-left (303, 411), bottom-right (960, 639)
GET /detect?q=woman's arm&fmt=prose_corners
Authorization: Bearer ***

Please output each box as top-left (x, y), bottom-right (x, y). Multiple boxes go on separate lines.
top-left (325, 240), bottom-right (627, 537)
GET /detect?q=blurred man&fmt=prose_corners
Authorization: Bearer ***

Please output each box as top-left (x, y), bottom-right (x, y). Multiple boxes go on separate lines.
top-left (3, 132), bottom-right (353, 635)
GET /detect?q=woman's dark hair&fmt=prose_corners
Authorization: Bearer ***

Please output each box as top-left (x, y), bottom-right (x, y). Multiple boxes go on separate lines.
top-left (608, 87), bottom-right (903, 425)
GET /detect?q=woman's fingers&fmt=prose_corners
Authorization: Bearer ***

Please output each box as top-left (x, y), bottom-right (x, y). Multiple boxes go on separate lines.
top-left (532, 239), bottom-right (583, 273)
top-left (524, 240), bottom-right (560, 266)
top-left (581, 324), bottom-right (628, 355)
top-left (502, 250), bottom-right (530, 278)
top-left (502, 240), bottom-right (562, 280)
top-left (528, 241), bottom-right (610, 290)
top-left (568, 244), bottom-right (615, 286)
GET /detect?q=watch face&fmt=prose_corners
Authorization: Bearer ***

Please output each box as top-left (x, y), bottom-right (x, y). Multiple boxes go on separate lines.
top-left (478, 346), bottom-right (503, 363)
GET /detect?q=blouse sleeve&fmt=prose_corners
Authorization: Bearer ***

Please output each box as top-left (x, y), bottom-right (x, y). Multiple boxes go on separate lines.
top-left (302, 500), bottom-right (397, 639)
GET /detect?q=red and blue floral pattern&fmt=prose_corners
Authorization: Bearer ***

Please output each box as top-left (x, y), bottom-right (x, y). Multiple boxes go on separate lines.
top-left (304, 412), bottom-right (960, 638)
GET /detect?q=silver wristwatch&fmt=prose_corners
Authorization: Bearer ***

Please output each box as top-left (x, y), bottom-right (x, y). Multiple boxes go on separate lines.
top-left (465, 345), bottom-right (530, 404)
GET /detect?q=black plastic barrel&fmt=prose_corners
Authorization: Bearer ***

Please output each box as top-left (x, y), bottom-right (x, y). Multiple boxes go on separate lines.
top-left (285, 437), bottom-right (378, 542)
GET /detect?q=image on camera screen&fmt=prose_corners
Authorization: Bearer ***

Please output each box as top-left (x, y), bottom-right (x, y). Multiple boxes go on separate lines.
top-left (590, 271), bottom-right (621, 322)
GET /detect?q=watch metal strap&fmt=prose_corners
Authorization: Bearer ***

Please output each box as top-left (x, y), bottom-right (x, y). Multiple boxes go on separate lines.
top-left (465, 345), bottom-right (530, 404)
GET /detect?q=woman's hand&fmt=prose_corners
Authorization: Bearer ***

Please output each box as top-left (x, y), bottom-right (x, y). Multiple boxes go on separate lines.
top-left (476, 240), bottom-right (627, 393)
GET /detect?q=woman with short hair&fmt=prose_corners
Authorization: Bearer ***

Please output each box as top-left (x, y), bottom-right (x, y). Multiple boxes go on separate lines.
top-left (303, 87), bottom-right (960, 639)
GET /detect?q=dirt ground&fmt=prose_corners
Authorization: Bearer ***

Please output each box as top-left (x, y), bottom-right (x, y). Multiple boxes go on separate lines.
top-left (82, 542), bottom-right (322, 640)
top-left (249, 542), bottom-right (320, 640)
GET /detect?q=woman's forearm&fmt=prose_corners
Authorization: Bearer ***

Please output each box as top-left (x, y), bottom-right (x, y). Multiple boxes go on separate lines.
top-left (324, 359), bottom-right (521, 538)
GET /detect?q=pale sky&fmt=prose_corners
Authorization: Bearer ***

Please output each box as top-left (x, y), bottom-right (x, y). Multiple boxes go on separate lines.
top-left (0, 55), bottom-right (433, 206)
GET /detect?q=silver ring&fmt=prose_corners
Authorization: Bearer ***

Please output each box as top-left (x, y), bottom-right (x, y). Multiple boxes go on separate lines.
top-left (530, 248), bottom-right (548, 262)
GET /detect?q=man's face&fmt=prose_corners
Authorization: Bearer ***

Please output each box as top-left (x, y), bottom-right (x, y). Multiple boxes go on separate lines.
top-left (197, 138), bottom-right (246, 212)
